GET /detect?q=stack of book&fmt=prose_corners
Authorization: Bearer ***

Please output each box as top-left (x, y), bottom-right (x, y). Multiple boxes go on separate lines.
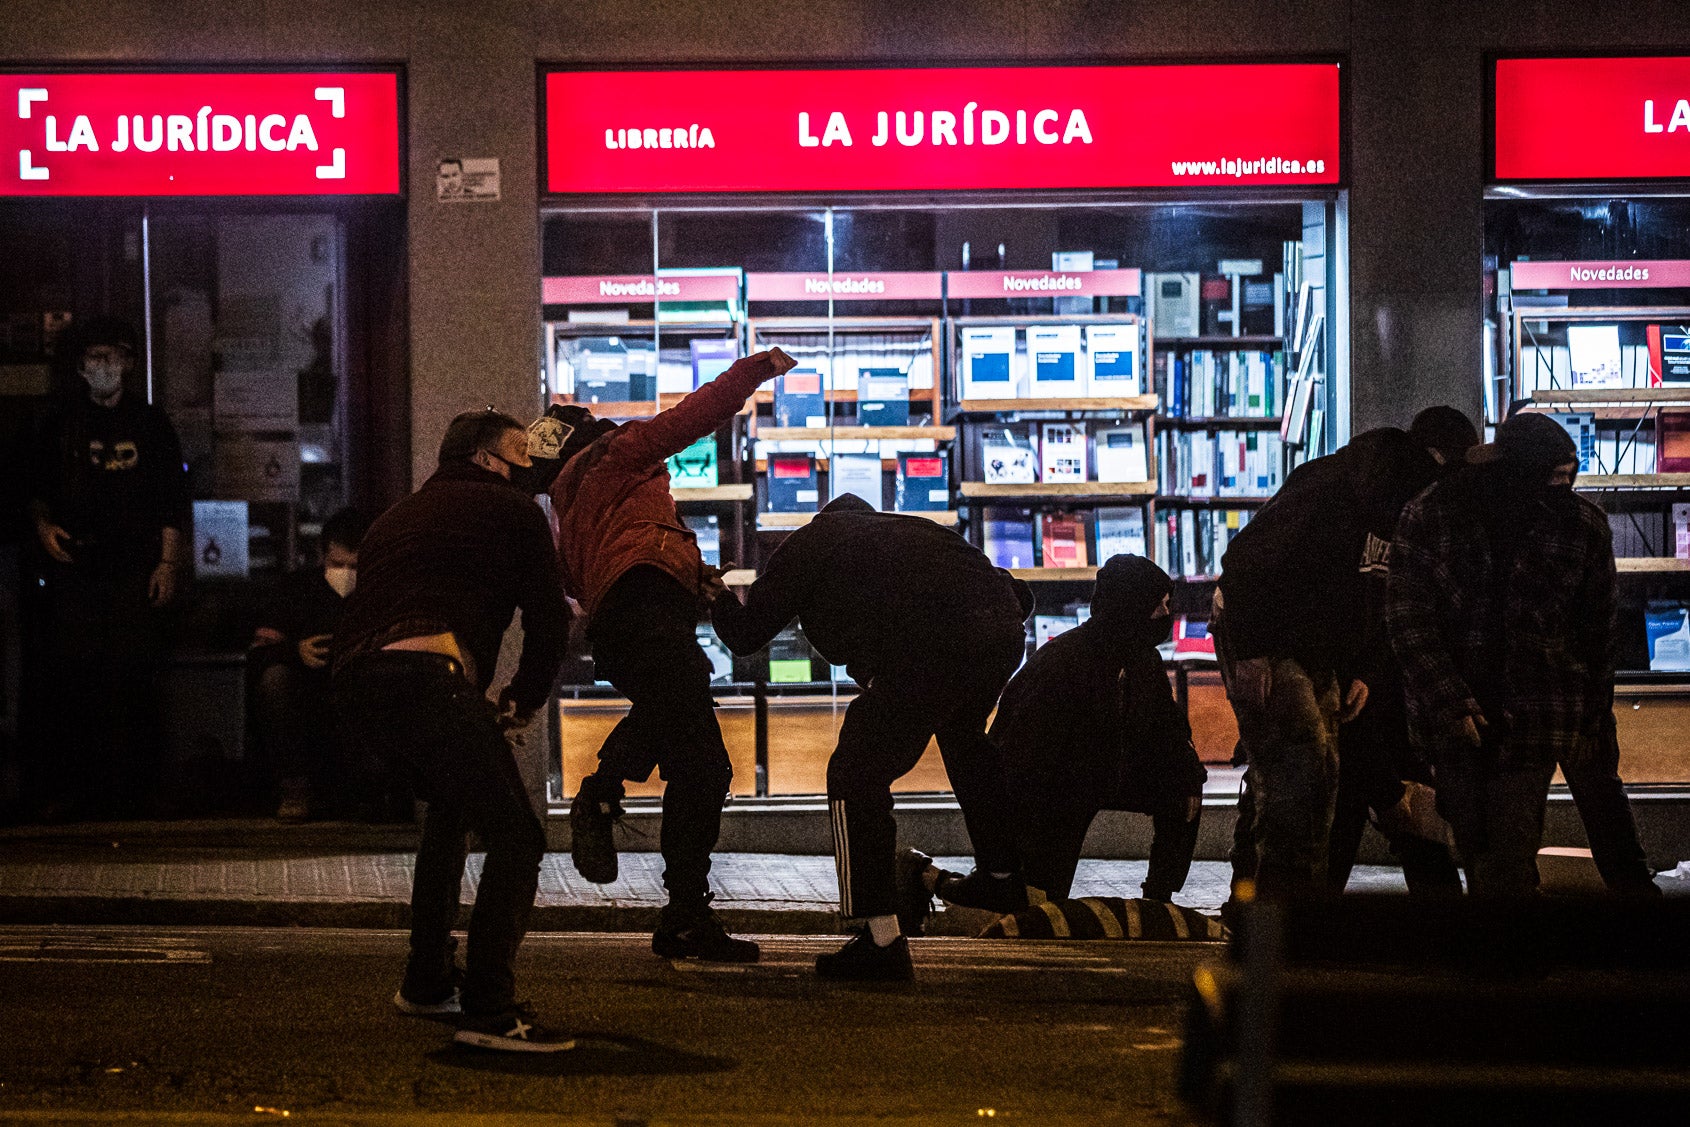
top-left (982, 505), bottom-right (1149, 570)
top-left (1155, 349), bottom-right (1284, 418)
top-left (1158, 430), bottom-right (1284, 498)
top-left (1153, 508), bottom-right (1256, 580)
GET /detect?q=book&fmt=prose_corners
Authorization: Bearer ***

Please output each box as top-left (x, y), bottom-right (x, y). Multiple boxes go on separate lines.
top-left (961, 325), bottom-right (1017, 399)
top-left (666, 434), bottom-right (719, 489)
top-left (1568, 324), bottom-right (1624, 389)
top-left (1645, 601), bottom-right (1690, 672)
top-left (1648, 325), bottom-right (1690, 385)
top-left (1676, 503), bottom-right (1690, 560)
top-left (1094, 505), bottom-right (1148, 562)
top-left (1658, 410), bottom-right (1690, 473)
top-left (828, 452), bottom-right (883, 510)
top-left (769, 629), bottom-right (814, 683)
top-left (1095, 424), bottom-right (1149, 483)
top-left (625, 341), bottom-right (658, 401)
top-left (1034, 615), bottom-right (1080, 648)
top-left (1039, 511), bottom-right (1089, 569)
top-left (683, 514), bottom-right (721, 567)
top-left (981, 427), bottom-right (1038, 484)
top-left (1084, 324), bottom-right (1141, 396)
top-left (1545, 413), bottom-right (1597, 473)
top-left (857, 367), bottom-right (910, 426)
top-left (1172, 616), bottom-right (1217, 658)
top-left (690, 338), bottom-right (737, 391)
top-left (766, 453), bottom-right (819, 512)
top-left (1200, 275), bottom-right (1234, 337)
top-left (1151, 272), bottom-right (1200, 338)
top-left (983, 507), bottom-right (1036, 569)
top-left (1027, 324), bottom-right (1083, 397)
top-left (1039, 421), bottom-right (1087, 483)
top-left (895, 451), bottom-right (950, 512)
top-left (575, 336), bottom-right (631, 403)
top-left (774, 368), bottom-right (827, 428)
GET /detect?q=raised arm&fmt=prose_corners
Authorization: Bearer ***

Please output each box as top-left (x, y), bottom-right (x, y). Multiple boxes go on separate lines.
top-left (605, 349), bottom-right (794, 469)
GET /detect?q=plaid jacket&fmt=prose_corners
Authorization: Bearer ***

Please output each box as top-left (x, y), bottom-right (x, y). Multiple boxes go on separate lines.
top-left (1386, 475), bottom-right (1614, 763)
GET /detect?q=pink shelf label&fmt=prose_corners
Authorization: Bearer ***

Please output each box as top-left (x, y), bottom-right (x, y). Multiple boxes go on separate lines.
top-left (542, 273), bottom-right (741, 304)
top-left (747, 271), bottom-right (943, 301)
top-left (947, 268), bottom-right (1142, 300)
top-left (1509, 260), bottom-right (1690, 290)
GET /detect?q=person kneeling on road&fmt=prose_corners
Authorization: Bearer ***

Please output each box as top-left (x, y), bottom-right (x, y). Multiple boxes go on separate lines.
top-left (711, 494), bottom-right (1035, 981)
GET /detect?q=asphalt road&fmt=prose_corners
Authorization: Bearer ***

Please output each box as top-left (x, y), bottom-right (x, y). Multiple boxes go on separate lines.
top-left (0, 925), bottom-right (1213, 1126)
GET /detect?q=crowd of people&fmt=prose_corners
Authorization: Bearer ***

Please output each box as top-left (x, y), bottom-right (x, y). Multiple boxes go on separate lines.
top-left (8, 326), bottom-right (1656, 1054)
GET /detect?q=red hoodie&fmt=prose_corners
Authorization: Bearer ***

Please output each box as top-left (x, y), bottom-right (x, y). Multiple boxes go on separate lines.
top-left (548, 352), bottom-right (781, 620)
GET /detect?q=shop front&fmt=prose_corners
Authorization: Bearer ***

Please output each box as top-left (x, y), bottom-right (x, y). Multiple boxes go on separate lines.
top-left (537, 60), bottom-right (1349, 813)
top-left (1487, 54), bottom-right (1690, 785)
top-left (0, 67), bottom-right (409, 802)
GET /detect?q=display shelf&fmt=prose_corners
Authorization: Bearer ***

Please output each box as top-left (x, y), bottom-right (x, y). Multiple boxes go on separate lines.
top-left (1156, 415), bottom-right (1283, 428)
top-left (957, 396), bottom-right (1158, 415)
top-left (1577, 474), bottom-right (1690, 490)
top-left (1154, 335), bottom-right (1286, 347)
top-left (1158, 494), bottom-right (1275, 505)
top-left (755, 457), bottom-right (901, 472)
top-left (757, 509), bottom-right (958, 530)
top-left (1616, 557), bottom-right (1690, 573)
top-left (672, 484), bottom-right (754, 502)
top-left (1009, 567), bottom-right (1100, 582)
top-left (960, 481), bottom-right (1156, 500)
top-left (755, 425), bottom-right (956, 442)
top-left (1525, 388), bottom-right (1690, 406)
top-left (555, 397), bottom-right (660, 418)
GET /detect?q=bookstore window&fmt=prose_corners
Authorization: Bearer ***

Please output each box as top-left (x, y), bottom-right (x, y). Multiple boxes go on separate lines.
top-left (542, 197), bottom-right (1348, 806)
top-left (1487, 196), bottom-right (1690, 785)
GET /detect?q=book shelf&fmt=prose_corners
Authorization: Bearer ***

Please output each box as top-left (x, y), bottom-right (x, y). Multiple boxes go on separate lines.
top-left (756, 509), bottom-right (959, 530)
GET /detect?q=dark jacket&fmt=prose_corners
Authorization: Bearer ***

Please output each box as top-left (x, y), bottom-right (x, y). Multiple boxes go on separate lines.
top-left (252, 569), bottom-right (347, 674)
top-left (711, 495), bottom-right (1033, 683)
top-left (1216, 427), bottom-right (1438, 678)
top-left (332, 461), bottom-right (570, 713)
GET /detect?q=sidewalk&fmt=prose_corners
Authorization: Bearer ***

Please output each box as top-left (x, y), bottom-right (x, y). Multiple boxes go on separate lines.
top-left (0, 818), bottom-right (1417, 934)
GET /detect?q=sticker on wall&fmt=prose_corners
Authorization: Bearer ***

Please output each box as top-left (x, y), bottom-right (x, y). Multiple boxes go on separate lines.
top-left (438, 157), bottom-right (499, 201)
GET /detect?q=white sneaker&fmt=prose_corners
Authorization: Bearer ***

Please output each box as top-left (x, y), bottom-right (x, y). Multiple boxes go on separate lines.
top-left (392, 987), bottom-right (461, 1016)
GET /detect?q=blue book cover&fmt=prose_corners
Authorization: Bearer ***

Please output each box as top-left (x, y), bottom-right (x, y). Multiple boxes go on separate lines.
top-left (857, 368), bottom-right (910, 426)
top-left (982, 506), bottom-right (1036, 570)
top-left (690, 338), bottom-right (738, 390)
top-left (766, 453), bottom-right (819, 512)
top-left (775, 369), bottom-right (827, 428)
top-left (683, 514), bottom-right (721, 567)
top-left (895, 452), bottom-right (949, 512)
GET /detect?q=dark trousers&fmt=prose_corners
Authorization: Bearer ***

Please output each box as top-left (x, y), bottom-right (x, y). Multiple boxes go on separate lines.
top-left (253, 662), bottom-right (332, 784)
top-left (1436, 753), bottom-right (1556, 898)
top-left (587, 567), bottom-right (731, 911)
top-left (828, 624), bottom-right (1026, 919)
top-left (334, 652), bottom-right (545, 1015)
top-left (1021, 802), bottom-right (1202, 902)
top-left (1562, 714), bottom-right (1656, 896)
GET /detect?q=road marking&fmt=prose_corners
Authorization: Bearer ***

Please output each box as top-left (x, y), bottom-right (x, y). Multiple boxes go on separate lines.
top-left (0, 934), bottom-right (210, 965)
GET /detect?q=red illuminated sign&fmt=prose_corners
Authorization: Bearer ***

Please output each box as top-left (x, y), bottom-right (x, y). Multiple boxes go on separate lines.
top-left (1495, 57), bottom-right (1690, 181)
top-left (543, 64), bottom-right (1341, 194)
top-left (1, 71), bottom-right (401, 197)
top-left (542, 273), bottom-right (741, 304)
top-left (747, 271), bottom-right (942, 301)
top-left (1510, 260), bottom-right (1690, 289)
top-left (946, 268), bottom-right (1141, 300)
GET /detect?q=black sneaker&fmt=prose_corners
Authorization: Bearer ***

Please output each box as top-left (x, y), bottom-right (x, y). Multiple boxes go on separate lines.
top-left (652, 897), bottom-right (760, 963)
top-left (935, 869), bottom-right (1029, 914)
top-left (395, 941), bottom-right (463, 1015)
top-left (815, 932), bottom-right (913, 982)
top-left (895, 848), bottom-right (938, 938)
top-left (393, 980), bottom-right (461, 1016)
top-left (569, 776), bottom-right (624, 884)
top-left (452, 1003), bottom-right (575, 1053)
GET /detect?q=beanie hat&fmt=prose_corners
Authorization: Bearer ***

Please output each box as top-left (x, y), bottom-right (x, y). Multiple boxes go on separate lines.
top-left (1494, 412), bottom-right (1578, 477)
top-left (1409, 406), bottom-right (1480, 462)
top-left (1090, 552), bottom-right (1172, 626)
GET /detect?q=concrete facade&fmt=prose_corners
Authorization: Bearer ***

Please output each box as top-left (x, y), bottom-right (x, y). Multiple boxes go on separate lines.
top-left (5, 0), bottom-right (1685, 480)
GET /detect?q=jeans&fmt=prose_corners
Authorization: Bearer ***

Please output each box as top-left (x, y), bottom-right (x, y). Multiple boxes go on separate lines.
top-left (1219, 645), bottom-right (1342, 898)
top-left (1563, 713), bottom-right (1656, 896)
top-left (1435, 756), bottom-right (1556, 897)
top-left (827, 624), bottom-right (1026, 919)
top-left (587, 567), bottom-right (731, 911)
top-left (334, 651), bottom-right (546, 1014)
top-left (1020, 802), bottom-right (1202, 902)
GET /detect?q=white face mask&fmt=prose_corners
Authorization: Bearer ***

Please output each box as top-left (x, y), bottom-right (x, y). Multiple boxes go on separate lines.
top-left (81, 360), bottom-right (124, 398)
top-left (324, 566), bottom-right (356, 598)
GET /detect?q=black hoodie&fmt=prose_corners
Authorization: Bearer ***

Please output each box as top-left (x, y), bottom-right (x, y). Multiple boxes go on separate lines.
top-left (711, 494), bottom-right (1034, 682)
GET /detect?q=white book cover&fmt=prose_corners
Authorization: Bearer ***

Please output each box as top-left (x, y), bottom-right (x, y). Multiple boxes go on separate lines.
top-left (1568, 325), bottom-right (1624, 389)
top-left (1179, 509), bottom-right (1198, 577)
top-left (1674, 503), bottom-right (1690, 559)
top-left (961, 326), bottom-right (1018, 400)
top-left (1151, 273), bottom-right (1200, 339)
top-left (1034, 614), bottom-right (1080, 649)
top-left (1039, 421), bottom-right (1088, 483)
top-left (1095, 424), bottom-right (1149, 483)
top-left (1095, 506), bottom-right (1148, 561)
top-left (828, 453), bottom-right (883, 510)
top-left (1084, 324), bottom-right (1141, 396)
top-left (1188, 430), bottom-right (1217, 497)
top-left (1026, 324), bottom-right (1084, 397)
top-left (981, 428), bottom-right (1038, 484)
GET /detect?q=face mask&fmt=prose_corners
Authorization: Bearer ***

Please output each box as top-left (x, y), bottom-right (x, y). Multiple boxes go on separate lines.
top-left (1139, 612), bottom-right (1173, 647)
top-left (324, 566), bottom-right (356, 598)
top-left (81, 360), bottom-right (123, 398)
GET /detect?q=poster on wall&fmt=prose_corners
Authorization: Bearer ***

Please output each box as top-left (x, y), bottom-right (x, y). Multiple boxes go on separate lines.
top-left (192, 500), bottom-right (249, 579)
top-left (214, 436), bottom-right (301, 502)
top-left (437, 157), bottom-right (500, 201)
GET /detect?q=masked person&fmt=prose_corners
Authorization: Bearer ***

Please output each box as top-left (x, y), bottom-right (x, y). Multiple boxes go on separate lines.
top-left (1389, 413), bottom-right (1618, 897)
top-left (333, 409), bottom-right (573, 1052)
top-left (249, 507), bottom-right (370, 822)
top-left (926, 554), bottom-right (1206, 911)
top-left (549, 349), bottom-right (796, 966)
top-left (1213, 426), bottom-right (1443, 899)
top-left (22, 316), bottom-right (189, 821)
top-left (711, 494), bottom-right (1035, 981)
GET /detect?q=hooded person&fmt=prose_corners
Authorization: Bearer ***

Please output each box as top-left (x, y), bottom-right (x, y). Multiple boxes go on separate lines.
top-left (913, 553), bottom-right (1206, 915)
top-left (1388, 411), bottom-right (1618, 896)
top-left (710, 492), bottom-right (1036, 981)
top-left (548, 349), bottom-right (794, 966)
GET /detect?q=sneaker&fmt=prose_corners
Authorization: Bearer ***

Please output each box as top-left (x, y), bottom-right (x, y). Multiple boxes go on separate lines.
top-left (275, 778), bottom-right (312, 823)
top-left (935, 869), bottom-right (1029, 914)
top-left (452, 1003), bottom-right (575, 1053)
top-left (653, 897), bottom-right (760, 963)
top-left (895, 849), bottom-right (938, 938)
top-left (568, 776), bottom-right (624, 884)
top-left (395, 948), bottom-right (463, 1016)
top-left (815, 932), bottom-right (913, 982)
top-left (393, 985), bottom-right (461, 1016)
